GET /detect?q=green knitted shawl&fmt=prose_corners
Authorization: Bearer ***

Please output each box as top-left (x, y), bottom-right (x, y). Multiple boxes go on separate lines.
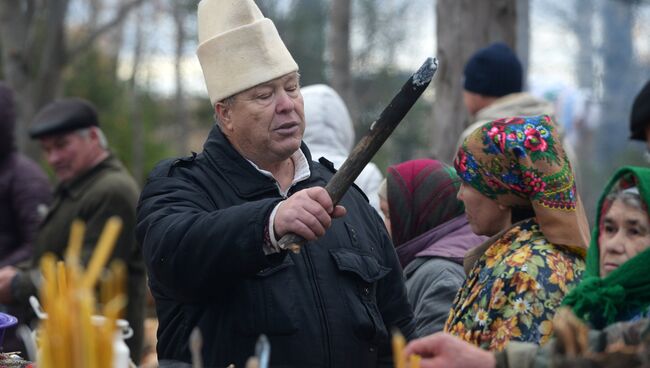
top-left (563, 166), bottom-right (650, 328)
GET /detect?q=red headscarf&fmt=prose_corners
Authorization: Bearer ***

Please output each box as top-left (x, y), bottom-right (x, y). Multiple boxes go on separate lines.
top-left (387, 159), bottom-right (465, 246)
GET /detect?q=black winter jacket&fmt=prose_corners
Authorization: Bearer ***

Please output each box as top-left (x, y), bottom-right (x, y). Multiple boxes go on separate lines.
top-left (136, 126), bottom-right (415, 367)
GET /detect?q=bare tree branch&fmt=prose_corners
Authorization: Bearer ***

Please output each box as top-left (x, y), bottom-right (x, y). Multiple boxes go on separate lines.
top-left (24, 0), bottom-right (39, 53)
top-left (38, 0), bottom-right (68, 73)
top-left (67, 0), bottom-right (147, 61)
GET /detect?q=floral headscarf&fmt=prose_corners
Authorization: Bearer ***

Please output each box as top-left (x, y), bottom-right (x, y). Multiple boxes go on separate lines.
top-left (454, 115), bottom-right (589, 252)
top-left (387, 159), bottom-right (465, 246)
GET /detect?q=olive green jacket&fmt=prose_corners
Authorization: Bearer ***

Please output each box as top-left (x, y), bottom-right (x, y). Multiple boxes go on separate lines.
top-left (11, 154), bottom-right (146, 362)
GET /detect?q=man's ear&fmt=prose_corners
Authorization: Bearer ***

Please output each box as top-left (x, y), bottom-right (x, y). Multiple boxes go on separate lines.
top-left (88, 127), bottom-right (100, 142)
top-left (215, 102), bottom-right (232, 130)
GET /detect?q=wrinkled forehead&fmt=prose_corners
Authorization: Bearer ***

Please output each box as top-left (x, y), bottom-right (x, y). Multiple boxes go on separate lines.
top-left (236, 72), bottom-right (301, 96)
top-left (600, 197), bottom-right (650, 231)
top-left (39, 130), bottom-right (82, 146)
top-left (601, 175), bottom-right (649, 224)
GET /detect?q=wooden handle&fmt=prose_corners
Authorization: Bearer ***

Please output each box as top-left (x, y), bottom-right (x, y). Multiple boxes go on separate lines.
top-left (278, 57), bottom-right (438, 253)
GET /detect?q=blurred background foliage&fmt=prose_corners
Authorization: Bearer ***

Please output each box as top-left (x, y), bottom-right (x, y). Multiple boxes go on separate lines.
top-left (1, 0), bottom-right (649, 223)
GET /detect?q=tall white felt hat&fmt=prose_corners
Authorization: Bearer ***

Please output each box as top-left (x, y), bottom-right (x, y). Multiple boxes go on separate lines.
top-left (197, 0), bottom-right (298, 105)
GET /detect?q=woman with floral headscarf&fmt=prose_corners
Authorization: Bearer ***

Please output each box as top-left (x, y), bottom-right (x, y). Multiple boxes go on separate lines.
top-left (444, 115), bottom-right (590, 351)
top-left (385, 159), bottom-right (487, 336)
top-left (401, 166), bottom-right (650, 368)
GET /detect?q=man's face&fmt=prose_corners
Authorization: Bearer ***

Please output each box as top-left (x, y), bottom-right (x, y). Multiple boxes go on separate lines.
top-left (39, 130), bottom-right (100, 183)
top-left (217, 72), bottom-right (305, 167)
top-left (463, 90), bottom-right (496, 116)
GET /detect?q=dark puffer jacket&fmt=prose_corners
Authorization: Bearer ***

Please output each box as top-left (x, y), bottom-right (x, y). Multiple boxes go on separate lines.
top-left (0, 154), bottom-right (51, 268)
top-left (0, 83), bottom-right (51, 268)
top-left (137, 126), bottom-right (415, 368)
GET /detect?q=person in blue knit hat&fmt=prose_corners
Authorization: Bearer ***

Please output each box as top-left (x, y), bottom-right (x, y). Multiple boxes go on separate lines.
top-left (456, 42), bottom-right (554, 150)
top-left (463, 42), bottom-right (523, 107)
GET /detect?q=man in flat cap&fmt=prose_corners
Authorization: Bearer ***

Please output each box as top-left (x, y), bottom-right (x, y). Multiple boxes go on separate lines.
top-left (0, 98), bottom-right (145, 364)
top-left (136, 0), bottom-right (415, 367)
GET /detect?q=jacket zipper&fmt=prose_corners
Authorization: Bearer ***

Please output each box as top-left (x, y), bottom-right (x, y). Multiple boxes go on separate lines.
top-left (303, 237), bottom-right (332, 367)
top-left (285, 184), bottom-right (332, 366)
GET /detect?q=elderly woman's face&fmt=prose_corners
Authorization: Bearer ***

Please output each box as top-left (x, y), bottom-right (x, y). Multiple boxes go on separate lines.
top-left (457, 183), bottom-right (511, 236)
top-left (599, 198), bottom-right (650, 276)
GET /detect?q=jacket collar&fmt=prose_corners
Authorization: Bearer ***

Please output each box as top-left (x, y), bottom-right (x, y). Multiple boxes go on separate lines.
top-left (55, 154), bottom-right (121, 200)
top-left (397, 215), bottom-right (486, 270)
top-left (202, 124), bottom-right (315, 198)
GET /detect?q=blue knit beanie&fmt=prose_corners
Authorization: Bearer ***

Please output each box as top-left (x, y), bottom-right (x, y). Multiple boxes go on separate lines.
top-left (463, 42), bottom-right (523, 97)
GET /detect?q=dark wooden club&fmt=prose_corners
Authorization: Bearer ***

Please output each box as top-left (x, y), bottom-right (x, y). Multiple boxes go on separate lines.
top-left (279, 57), bottom-right (438, 253)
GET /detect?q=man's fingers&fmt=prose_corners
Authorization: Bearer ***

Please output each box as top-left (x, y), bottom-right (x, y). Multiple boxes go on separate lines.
top-left (418, 358), bottom-right (441, 368)
top-left (403, 333), bottom-right (444, 357)
top-left (331, 205), bottom-right (346, 218)
top-left (299, 209), bottom-right (328, 238)
top-left (290, 221), bottom-right (319, 241)
top-left (274, 188), bottom-right (348, 241)
top-left (305, 187), bottom-right (334, 213)
top-left (301, 199), bottom-right (332, 228)
top-left (275, 201), bottom-right (327, 240)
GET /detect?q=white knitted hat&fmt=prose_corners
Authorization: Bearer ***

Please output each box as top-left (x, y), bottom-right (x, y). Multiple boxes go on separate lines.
top-left (197, 0), bottom-right (298, 105)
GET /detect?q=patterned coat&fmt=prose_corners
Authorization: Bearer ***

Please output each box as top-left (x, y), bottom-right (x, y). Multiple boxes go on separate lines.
top-left (445, 218), bottom-right (585, 351)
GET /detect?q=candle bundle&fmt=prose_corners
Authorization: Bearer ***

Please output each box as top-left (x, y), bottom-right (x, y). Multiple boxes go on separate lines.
top-left (392, 329), bottom-right (421, 368)
top-left (37, 217), bottom-right (127, 368)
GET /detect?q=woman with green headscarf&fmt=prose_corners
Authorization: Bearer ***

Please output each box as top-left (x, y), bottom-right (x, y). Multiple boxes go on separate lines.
top-left (400, 165), bottom-right (650, 368)
top-left (563, 165), bottom-right (650, 328)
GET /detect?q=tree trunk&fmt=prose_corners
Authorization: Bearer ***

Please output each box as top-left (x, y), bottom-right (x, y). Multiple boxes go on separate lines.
top-left (597, 0), bottom-right (638, 169)
top-left (0, 0), bottom-right (146, 160)
top-left (172, 0), bottom-right (188, 156)
top-left (129, 9), bottom-right (145, 185)
top-left (0, 0), bottom-right (67, 158)
top-left (516, 0), bottom-right (529, 87)
top-left (574, 0), bottom-right (594, 91)
top-left (328, 0), bottom-right (352, 105)
top-left (431, 0), bottom-right (518, 162)
top-left (0, 0), bottom-right (32, 153)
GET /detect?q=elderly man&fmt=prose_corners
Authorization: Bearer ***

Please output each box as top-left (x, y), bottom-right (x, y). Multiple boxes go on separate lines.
top-left (0, 98), bottom-right (145, 364)
top-left (136, 0), bottom-right (415, 367)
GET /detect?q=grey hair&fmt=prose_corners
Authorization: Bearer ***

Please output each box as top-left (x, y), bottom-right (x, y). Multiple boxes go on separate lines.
top-left (77, 126), bottom-right (108, 149)
top-left (606, 186), bottom-right (644, 212)
top-left (213, 95), bottom-right (236, 128)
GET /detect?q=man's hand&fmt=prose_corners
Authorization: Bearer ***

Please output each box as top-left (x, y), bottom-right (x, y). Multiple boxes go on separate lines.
top-left (274, 187), bottom-right (346, 241)
top-left (0, 266), bottom-right (18, 304)
top-left (403, 333), bottom-right (496, 368)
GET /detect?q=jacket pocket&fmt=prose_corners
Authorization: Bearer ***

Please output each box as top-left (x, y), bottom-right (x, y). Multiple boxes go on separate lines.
top-left (329, 248), bottom-right (391, 343)
top-left (239, 254), bottom-right (299, 336)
